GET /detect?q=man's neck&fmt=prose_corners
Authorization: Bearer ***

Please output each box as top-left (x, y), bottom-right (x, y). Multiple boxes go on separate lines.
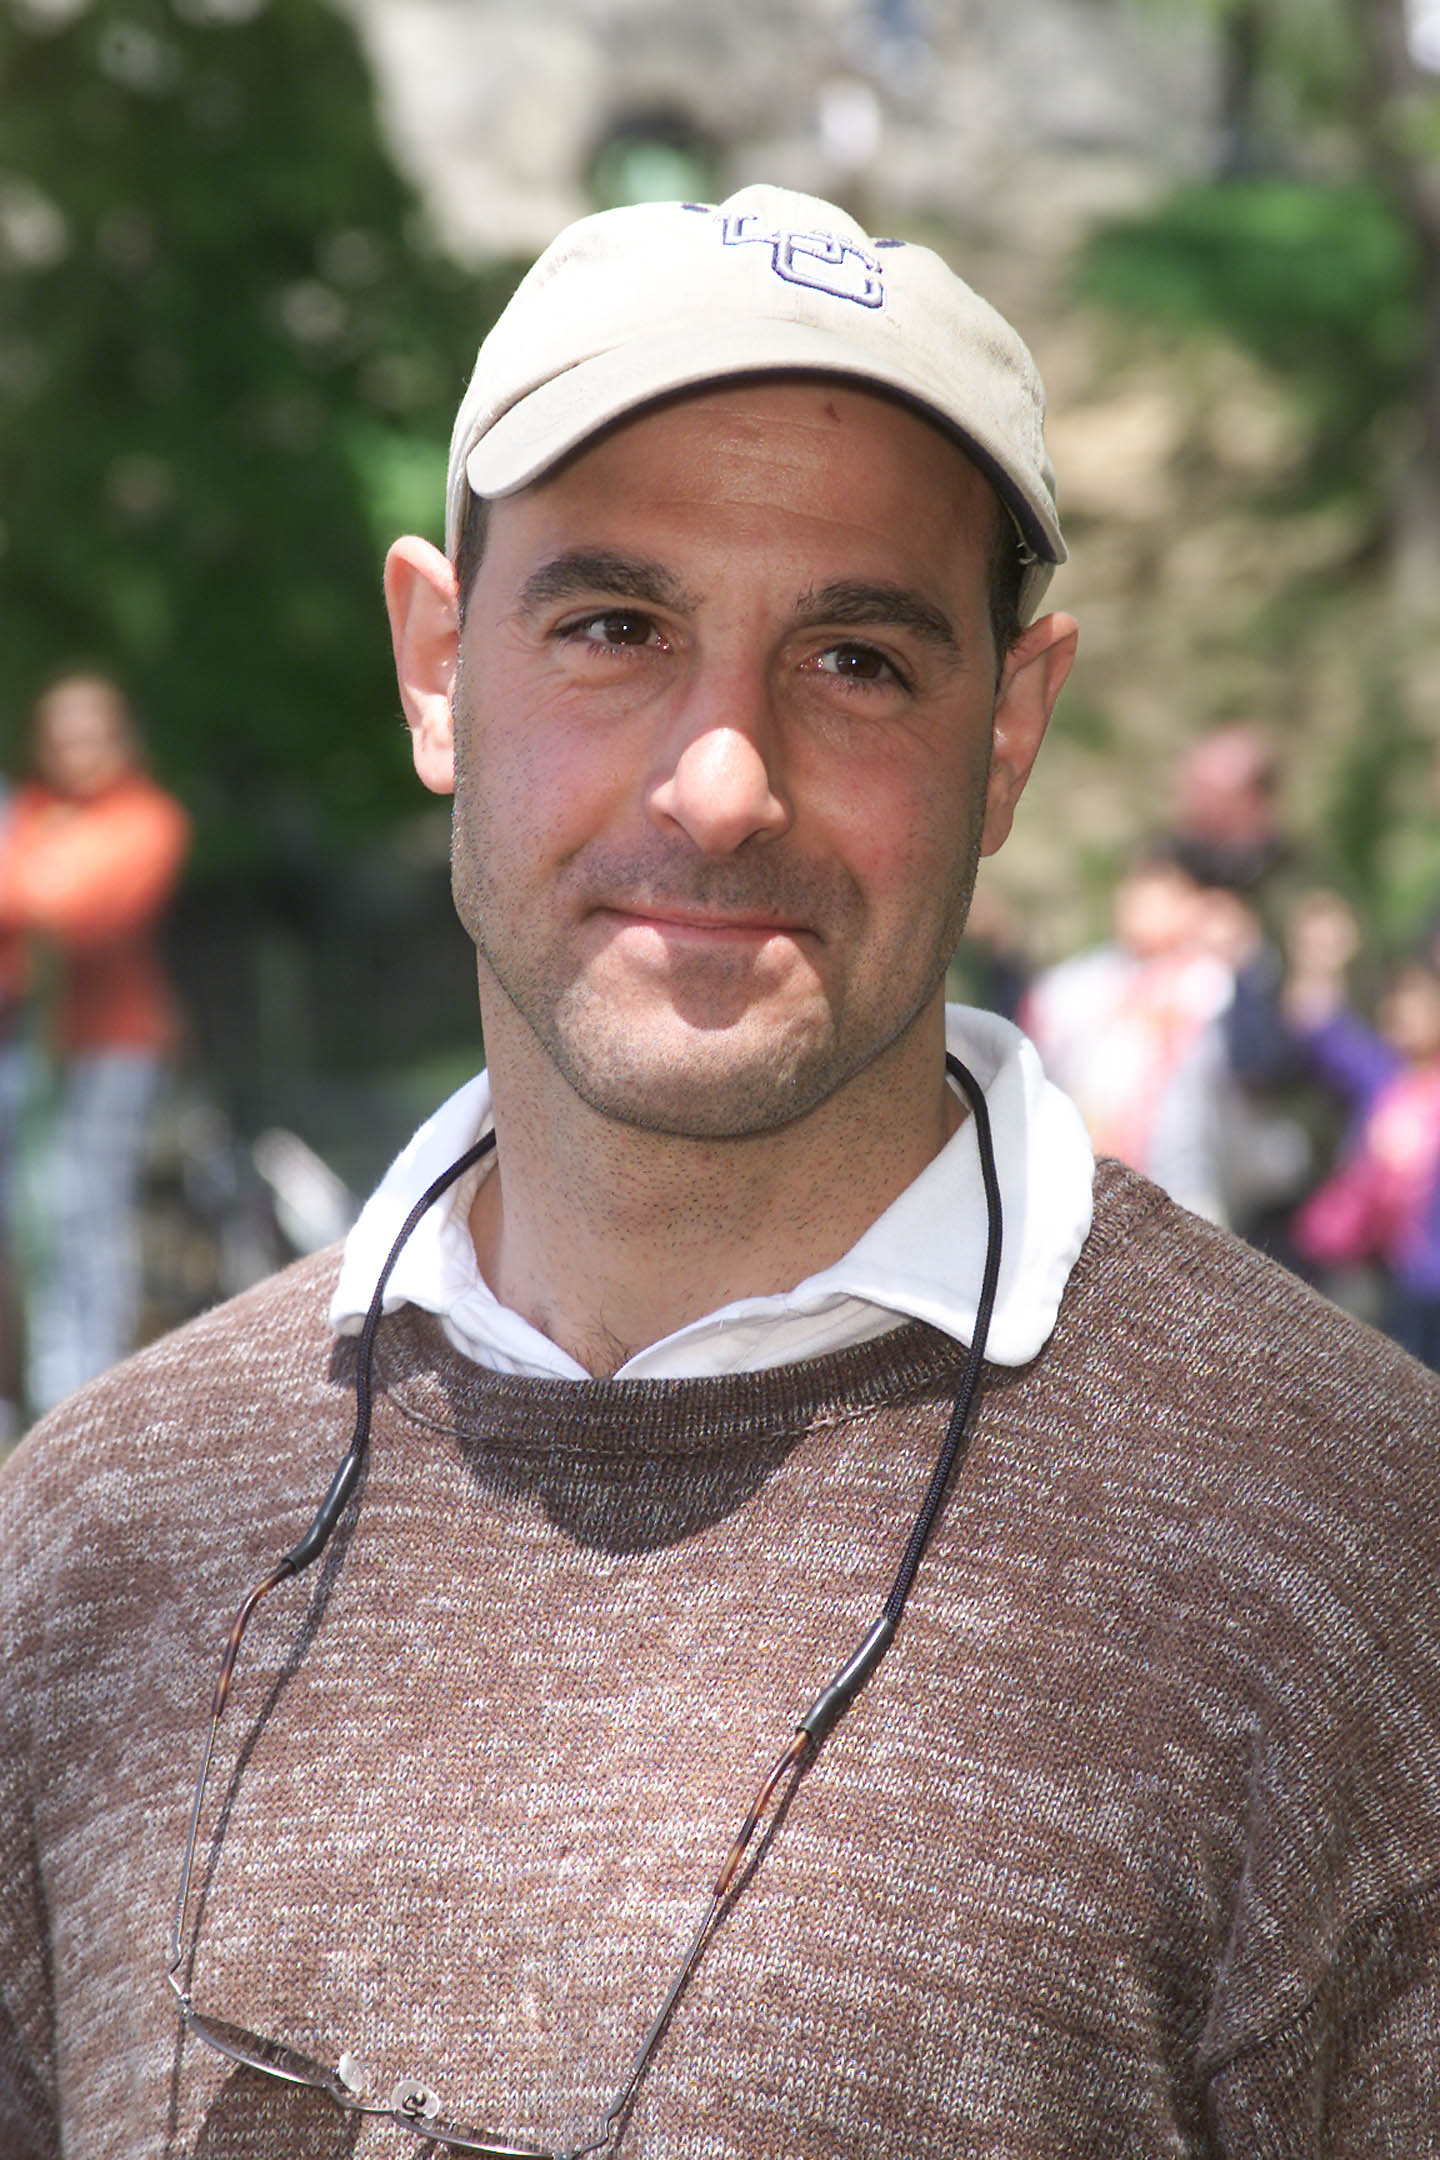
top-left (469, 1006), bottom-right (959, 1378)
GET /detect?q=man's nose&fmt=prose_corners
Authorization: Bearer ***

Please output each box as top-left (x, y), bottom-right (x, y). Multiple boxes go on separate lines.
top-left (645, 667), bottom-right (792, 856)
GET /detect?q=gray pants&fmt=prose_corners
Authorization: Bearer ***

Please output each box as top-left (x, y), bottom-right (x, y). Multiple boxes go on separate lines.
top-left (27, 1051), bottom-right (161, 1416)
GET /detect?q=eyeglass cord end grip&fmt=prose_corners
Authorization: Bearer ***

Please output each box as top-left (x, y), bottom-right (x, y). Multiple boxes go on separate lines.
top-left (797, 1611), bottom-right (898, 1753)
top-left (282, 1451), bottom-right (365, 1577)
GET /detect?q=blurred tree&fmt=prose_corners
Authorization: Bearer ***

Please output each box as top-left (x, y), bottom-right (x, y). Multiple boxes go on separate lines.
top-left (1079, 175), bottom-right (1419, 505)
top-left (0, 0), bottom-right (520, 866)
top-left (1122, 0), bottom-right (1440, 560)
top-left (1215, 0), bottom-right (1265, 176)
top-left (1347, 0), bottom-right (1440, 576)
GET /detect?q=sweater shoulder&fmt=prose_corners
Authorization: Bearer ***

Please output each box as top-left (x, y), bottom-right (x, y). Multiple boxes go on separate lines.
top-left (1074, 1153), bottom-right (1440, 1395)
top-left (30, 1240), bottom-right (344, 1418)
top-left (1053, 1156), bottom-right (1440, 1510)
top-left (1082, 1153), bottom-right (1427, 1349)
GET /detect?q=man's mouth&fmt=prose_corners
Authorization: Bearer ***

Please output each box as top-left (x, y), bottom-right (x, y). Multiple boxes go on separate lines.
top-left (599, 902), bottom-right (810, 940)
top-left (571, 850), bottom-right (853, 949)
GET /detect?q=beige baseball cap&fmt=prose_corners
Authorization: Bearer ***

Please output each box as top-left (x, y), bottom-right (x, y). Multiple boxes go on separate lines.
top-left (446, 183), bottom-right (1065, 619)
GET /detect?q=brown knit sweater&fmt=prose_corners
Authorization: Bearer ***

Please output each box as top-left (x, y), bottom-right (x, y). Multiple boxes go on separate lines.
top-left (3, 1161), bottom-right (1439, 2159)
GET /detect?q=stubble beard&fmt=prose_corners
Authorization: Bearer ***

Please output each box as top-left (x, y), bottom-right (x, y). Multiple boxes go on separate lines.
top-left (454, 843), bottom-right (985, 1144)
top-left (447, 694), bottom-right (988, 1143)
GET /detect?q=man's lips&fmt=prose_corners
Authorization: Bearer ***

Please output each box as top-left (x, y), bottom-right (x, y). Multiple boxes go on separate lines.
top-left (592, 903), bottom-right (813, 941)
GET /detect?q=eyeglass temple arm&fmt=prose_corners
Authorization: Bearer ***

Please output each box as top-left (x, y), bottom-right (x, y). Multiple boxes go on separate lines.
top-left (583, 1611), bottom-right (899, 2153)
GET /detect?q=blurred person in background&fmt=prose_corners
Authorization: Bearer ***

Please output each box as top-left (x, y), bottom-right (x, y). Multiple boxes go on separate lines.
top-left (0, 673), bottom-right (190, 1415)
top-left (1168, 720), bottom-right (1291, 898)
top-left (1284, 888), bottom-right (1440, 1370)
top-left (1021, 844), bottom-right (1235, 1220)
top-left (1160, 723), bottom-right (1327, 1257)
top-left (942, 879), bottom-right (1030, 1019)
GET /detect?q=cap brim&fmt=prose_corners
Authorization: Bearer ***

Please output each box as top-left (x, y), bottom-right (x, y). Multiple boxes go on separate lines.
top-left (463, 317), bottom-right (1065, 579)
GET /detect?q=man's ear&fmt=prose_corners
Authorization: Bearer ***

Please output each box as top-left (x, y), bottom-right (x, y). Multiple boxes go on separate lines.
top-left (979, 610), bottom-right (1078, 857)
top-left (384, 536), bottom-right (461, 796)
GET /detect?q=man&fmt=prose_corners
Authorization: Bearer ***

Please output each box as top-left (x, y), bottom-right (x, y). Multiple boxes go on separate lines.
top-left (2, 185), bottom-right (1437, 2160)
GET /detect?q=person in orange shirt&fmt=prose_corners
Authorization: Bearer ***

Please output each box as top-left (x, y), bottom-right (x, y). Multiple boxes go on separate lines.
top-left (0, 673), bottom-right (190, 1414)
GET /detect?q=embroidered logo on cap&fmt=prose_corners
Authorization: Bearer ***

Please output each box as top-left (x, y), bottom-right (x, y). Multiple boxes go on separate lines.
top-left (719, 212), bottom-right (884, 309)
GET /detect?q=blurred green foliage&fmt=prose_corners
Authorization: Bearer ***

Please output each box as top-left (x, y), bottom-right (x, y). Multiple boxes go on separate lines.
top-left (1325, 677), bottom-right (1408, 903)
top-left (0, 0), bottom-right (522, 867)
top-left (1077, 171), bottom-right (1436, 929)
top-left (1078, 177), bottom-right (1421, 498)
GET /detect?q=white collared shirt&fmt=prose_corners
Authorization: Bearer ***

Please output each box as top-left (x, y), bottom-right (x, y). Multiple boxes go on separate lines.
top-left (330, 1006), bottom-right (1095, 1378)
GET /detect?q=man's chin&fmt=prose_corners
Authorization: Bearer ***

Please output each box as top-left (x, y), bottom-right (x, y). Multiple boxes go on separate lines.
top-left (548, 1013), bottom-right (848, 1141)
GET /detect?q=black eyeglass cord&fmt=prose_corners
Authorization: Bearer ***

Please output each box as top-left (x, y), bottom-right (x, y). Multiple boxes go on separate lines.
top-left (212, 1053), bottom-right (999, 1734)
top-left (284, 1128), bottom-right (500, 1576)
top-left (184, 1051), bottom-right (1002, 2156)
top-left (283, 1049), bottom-right (998, 1632)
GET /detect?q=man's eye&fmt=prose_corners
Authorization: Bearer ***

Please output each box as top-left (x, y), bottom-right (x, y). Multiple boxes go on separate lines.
top-left (566, 610), bottom-right (662, 649)
top-left (814, 642), bottom-right (900, 684)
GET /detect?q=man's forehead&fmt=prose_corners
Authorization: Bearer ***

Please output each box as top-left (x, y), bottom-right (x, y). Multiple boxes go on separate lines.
top-left (497, 375), bottom-right (1002, 541)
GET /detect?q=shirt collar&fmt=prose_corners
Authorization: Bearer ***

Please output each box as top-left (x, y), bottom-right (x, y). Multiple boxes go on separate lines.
top-left (329, 1006), bottom-right (1094, 1378)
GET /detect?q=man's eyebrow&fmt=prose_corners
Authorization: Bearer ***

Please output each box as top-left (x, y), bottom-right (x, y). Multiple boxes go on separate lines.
top-left (516, 549), bottom-right (699, 617)
top-left (796, 581), bottom-right (961, 655)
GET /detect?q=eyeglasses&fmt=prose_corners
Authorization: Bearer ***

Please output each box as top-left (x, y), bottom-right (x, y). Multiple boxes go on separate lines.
top-left (168, 1053), bottom-right (1002, 2156)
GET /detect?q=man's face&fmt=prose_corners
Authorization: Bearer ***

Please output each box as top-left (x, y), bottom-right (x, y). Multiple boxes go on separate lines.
top-left (432, 380), bottom-right (1068, 1139)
